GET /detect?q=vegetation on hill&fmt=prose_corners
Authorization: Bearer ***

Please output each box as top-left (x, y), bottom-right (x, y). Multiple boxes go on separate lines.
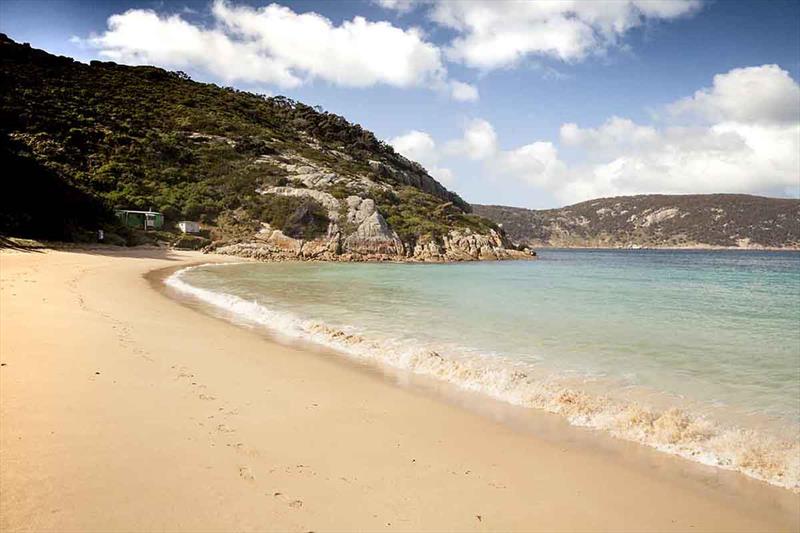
top-left (474, 194), bottom-right (800, 249)
top-left (0, 34), bottom-right (493, 248)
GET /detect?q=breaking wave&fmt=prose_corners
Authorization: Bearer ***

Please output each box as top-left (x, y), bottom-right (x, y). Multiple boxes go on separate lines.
top-left (166, 264), bottom-right (800, 491)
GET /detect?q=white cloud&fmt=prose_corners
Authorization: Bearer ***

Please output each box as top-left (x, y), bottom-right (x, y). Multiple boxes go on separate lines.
top-left (668, 64), bottom-right (800, 125)
top-left (497, 142), bottom-right (567, 188)
top-left (550, 66), bottom-right (800, 201)
top-left (389, 130), bottom-right (455, 184)
top-left (444, 119), bottom-right (498, 159)
top-left (430, 167), bottom-right (455, 185)
top-left (212, 1), bottom-right (444, 88)
top-left (84, 9), bottom-right (302, 87)
top-left (373, 0), bottom-right (419, 14)
top-left (79, 0), bottom-right (460, 93)
top-left (390, 129), bottom-right (437, 162)
top-left (428, 65), bottom-right (800, 204)
top-left (424, 0), bottom-right (702, 70)
top-left (560, 117), bottom-right (659, 156)
top-left (556, 120), bottom-right (800, 202)
top-left (449, 80), bottom-right (479, 102)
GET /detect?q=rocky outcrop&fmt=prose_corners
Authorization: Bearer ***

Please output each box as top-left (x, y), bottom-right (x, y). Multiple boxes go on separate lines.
top-left (210, 224), bottom-right (533, 263)
top-left (368, 159), bottom-right (470, 212)
top-left (259, 153), bottom-right (380, 193)
top-left (258, 186), bottom-right (341, 218)
top-left (411, 228), bottom-right (533, 262)
top-left (341, 196), bottom-right (405, 257)
top-left (211, 188), bottom-right (533, 262)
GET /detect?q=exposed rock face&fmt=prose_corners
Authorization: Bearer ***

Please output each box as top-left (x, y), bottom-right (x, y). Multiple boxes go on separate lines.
top-left (258, 186), bottom-right (341, 218)
top-left (368, 159), bottom-right (469, 212)
top-left (212, 189), bottom-right (532, 262)
top-left (260, 153), bottom-right (380, 193)
top-left (412, 229), bottom-right (531, 261)
top-left (342, 196), bottom-right (405, 257)
top-left (212, 218), bottom-right (532, 262)
top-left (474, 194), bottom-right (800, 249)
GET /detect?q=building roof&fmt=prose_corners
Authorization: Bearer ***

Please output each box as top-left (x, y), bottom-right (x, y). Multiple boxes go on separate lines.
top-left (116, 210), bottom-right (161, 215)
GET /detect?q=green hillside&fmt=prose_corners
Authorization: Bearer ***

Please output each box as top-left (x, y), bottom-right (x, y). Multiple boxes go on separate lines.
top-left (1, 34), bottom-right (510, 258)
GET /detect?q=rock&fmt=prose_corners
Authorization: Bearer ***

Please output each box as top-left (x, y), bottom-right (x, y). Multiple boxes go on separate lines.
top-left (259, 153), bottom-right (377, 192)
top-left (258, 186), bottom-right (341, 219)
top-left (342, 196), bottom-right (405, 257)
top-left (302, 234), bottom-right (340, 259)
top-left (409, 228), bottom-right (529, 262)
top-left (368, 159), bottom-right (470, 212)
top-left (213, 196), bottom-right (530, 263)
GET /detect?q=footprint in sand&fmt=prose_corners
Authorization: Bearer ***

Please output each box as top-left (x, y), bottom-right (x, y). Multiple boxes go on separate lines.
top-left (272, 492), bottom-right (304, 509)
top-left (238, 466), bottom-right (255, 481)
top-left (228, 442), bottom-right (259, 457)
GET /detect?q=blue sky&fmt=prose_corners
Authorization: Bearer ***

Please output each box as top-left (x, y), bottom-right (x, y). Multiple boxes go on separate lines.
top-left (2, 0), bottom-right (798, 208)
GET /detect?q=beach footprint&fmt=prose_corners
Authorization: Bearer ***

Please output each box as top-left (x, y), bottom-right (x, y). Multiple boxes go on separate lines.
top-left (238, 465), bottom-right (255, 481)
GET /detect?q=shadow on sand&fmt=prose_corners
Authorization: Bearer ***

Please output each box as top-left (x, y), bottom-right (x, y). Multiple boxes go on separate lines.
top-left (0, 237), bottom-right (188, 261)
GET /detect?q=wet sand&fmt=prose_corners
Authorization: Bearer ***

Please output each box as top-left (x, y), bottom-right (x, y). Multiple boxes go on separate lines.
top-left (1, 247), bottom-right (798, 532)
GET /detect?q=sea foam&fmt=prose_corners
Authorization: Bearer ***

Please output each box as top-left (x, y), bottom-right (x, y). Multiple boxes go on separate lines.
top-left (166, 264), bottom-right (800, 491)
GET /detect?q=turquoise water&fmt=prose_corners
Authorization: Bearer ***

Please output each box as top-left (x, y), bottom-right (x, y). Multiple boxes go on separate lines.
top-left (168, 249), bottom-right (800, 488)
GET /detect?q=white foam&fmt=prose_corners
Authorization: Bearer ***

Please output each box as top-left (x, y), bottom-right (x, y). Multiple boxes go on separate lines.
top-left (166, 264), bottom-right (800, 491)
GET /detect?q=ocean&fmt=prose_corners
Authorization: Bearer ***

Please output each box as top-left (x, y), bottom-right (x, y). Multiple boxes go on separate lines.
top-left (166, 249), bottom-right (800, 490)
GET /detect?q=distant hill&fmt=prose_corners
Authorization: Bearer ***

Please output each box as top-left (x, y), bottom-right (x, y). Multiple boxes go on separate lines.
top-left (0, 35), bottom-right (527, 261)
top-left (474, 194), bottom-right (800, 249)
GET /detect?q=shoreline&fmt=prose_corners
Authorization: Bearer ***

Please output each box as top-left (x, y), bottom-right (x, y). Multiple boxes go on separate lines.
top-left (164, 261), bottom-right (800, 492)
top-left (2, 247), bottom-right (798, 531)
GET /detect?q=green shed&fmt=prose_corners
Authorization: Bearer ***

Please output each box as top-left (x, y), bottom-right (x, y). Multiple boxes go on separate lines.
top-left (116, 210), bottom-right (164, 230)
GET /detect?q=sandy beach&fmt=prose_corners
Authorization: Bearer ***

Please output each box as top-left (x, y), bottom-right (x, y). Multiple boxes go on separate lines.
top-left (1, 247), bottom-right (798, 532)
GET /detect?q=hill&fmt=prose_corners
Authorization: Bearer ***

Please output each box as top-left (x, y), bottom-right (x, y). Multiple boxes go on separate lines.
top-left (0, 35), bottom-right (529, 261)
top-left (474, 194), bottom-right (800, 249)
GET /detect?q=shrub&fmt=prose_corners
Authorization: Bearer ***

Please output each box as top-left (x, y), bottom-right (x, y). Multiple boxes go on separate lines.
top-left (258, 194), bottom-right (329, 239)
top-left (0, 35), bottom-right (480, 244)
top-left (103, 232), bottom-right (127, 246)
top-left (173, 234), bottom-right (210, 250)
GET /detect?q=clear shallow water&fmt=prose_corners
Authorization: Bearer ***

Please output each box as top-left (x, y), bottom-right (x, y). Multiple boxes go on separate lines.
top-left (167, 249), bottom-right (800, 489)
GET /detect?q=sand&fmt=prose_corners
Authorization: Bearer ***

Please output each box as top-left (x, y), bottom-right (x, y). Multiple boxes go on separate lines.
top-left (1, 247), bottom-right (798, 532)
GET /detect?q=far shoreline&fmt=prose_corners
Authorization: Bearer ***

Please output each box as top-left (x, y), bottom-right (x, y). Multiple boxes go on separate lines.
top-left (528, 244), bottom-right (800, 252)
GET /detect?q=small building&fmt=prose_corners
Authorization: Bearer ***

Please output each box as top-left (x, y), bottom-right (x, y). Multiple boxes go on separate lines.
top-left (116, 210), bottom-right (164, 230)
top-left (177, 220), bottom-right (201, 234)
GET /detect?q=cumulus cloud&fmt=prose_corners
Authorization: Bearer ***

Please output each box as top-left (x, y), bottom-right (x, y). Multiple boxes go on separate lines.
top-left (550, 65), bottom-right (800, 201)
top-left (380, 0), bottom-right (702, 70)
top-left (555, 120), bottom-right (799, 201)
top-left (449, 80), bottom-right (479, 102)
top-left (389, 130), bottom-right (455, 184)
top-left (444, 119), bottom-right (498, 159)
top-left (560, 117), bottom-right (659, 156)
top-left (389, 129), bottom-right (437, 163)
top-left (212, 1), bottom-right (444, 88)
top-left (668, 64), bottom-right (800, 125)
top-left (79, 0), bottom-right (463, 94)
top-left (496, 142), bottom-right (567, 189)
top-left (411, 64), bottom-right (800, 204)
top-left (373, 0), bottom-right (419, 14)
top-left (82, 9), bottom-right (302, 87)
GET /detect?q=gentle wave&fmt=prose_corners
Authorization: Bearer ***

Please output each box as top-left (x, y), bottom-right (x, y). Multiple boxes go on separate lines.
top-left (166, 264), bottom-right (800, 491)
